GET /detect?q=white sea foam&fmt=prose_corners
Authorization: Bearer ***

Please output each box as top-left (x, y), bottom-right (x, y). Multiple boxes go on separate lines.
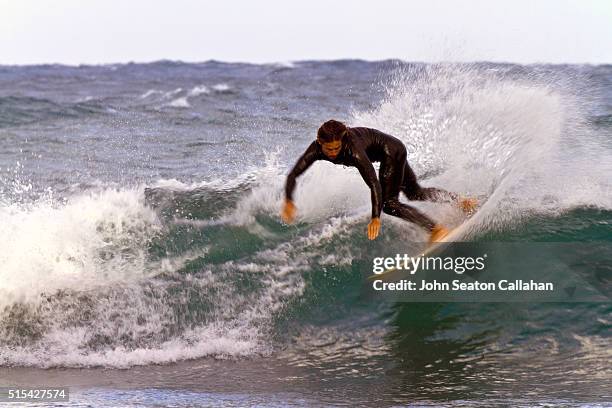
top-left (352, 64), bottom-right (612, 234)
top-left (3, 321), bottom-right (262, 368)
top-left (212, 83), bottom-right (231, 92)
top-left (140, 89), bottom-right (163, 99)
top-left (76, 96), bottom-right (94, 103)
top-left (0, 188), bottom-right (163, 308)
top-left (272, 61), bottom-right (296, 68)
top-left (188, 85), bottom-right (210, 96)
top-left (163, 88), bottom-right (183, 98)
top-left (167, 96), bottom-right (191, 108)
top-left (0, 180), bottom-right (307, 367)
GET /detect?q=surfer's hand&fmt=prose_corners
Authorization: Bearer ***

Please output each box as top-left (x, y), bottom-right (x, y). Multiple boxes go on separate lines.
top-left (367, 217), bottom-right (381, 240)
top-left (281, 199), bottom-right (296, 224)
top-left (458, 197), bottom-right (478, 214)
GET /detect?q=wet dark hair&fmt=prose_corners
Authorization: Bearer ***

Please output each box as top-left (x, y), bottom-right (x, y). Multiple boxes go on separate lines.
top-left (317, 120), bottom-right (348, 143)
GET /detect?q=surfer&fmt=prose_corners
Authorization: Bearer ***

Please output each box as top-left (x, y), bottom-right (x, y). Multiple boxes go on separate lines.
top-left (280, 120), bottom-right (477, 242)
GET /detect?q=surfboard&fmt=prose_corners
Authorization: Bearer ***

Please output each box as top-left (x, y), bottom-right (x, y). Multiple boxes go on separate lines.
top-left (368, 204), bottom-right (481, 282)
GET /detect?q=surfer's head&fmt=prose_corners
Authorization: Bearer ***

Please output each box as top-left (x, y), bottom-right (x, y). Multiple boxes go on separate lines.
top-left (317, 119), bottom-right (347, 159)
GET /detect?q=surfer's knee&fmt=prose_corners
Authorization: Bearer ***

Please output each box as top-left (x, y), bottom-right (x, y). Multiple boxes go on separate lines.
top-left (382, 199), bottom-right (400, 215)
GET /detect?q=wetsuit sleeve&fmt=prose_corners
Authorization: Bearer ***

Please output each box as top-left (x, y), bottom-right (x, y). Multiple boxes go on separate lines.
top-left (353, 149), bottom-right (383, 219)
top-left (285, 141), bottom-right (319, 201)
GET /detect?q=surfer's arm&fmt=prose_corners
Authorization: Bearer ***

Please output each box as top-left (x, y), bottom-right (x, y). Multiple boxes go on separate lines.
top-left (285, 141), bottom-right (319, 201)
top-left (354, 153), bottom-right (383, 219)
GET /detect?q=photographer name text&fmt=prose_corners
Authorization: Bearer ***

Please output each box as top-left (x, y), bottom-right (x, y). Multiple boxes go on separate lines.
top-left (372, 279), bottom-right (554, 292)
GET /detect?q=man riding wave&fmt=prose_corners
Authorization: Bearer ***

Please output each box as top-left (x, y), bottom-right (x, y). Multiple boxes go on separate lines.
top-left (280, 120), bottom-right (476, 243)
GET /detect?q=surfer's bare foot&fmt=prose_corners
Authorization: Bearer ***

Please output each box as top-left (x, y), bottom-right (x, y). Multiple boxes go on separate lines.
top-left (458, 197), bottom-right (478, 214)
top-left (429, 224), bottom-right (450, 244)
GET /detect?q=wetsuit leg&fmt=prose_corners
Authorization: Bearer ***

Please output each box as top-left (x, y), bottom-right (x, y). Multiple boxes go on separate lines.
top-left (380, 151), bottom-right (436, 231)
top-left (401, 161), bottom-right (457, 202)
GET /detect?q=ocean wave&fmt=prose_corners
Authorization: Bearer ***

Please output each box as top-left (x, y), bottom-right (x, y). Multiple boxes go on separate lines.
top-left (353, 64), bottom-right (612, 235)
top-left (1, 62), bottom-right (610, 370)
top-left (141, 84), bottom-right (231, 109)
top-left (188, 85), bottom-right (210, 96)
top-left (211, 83), bottom-right (231, 93)
top-left (140, 89), bottom-right (164, 99)
top-left (0, 177), bottom-right (307, 367)
top-left (0, 188), bottom-right (164, 308)
top-left (163, 88), bottom-right (183, 98)
top-left (0, 152), bottom-right (376, 367)
top-left (167, 97), bottom-right (191, 108)
top-left (140, 88), bottom-right (183, 100)
top-left (273, 61), bottom-right (296, 68)
top-left (0, 95), bottom-right (107, 127)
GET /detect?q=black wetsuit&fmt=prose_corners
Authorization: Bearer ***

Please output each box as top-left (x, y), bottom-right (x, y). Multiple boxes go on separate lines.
top-left (285, 127), bottom-right (455, 231)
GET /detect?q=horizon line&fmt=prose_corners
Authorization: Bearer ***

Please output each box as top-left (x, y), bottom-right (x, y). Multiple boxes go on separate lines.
top-left (1, 57), bottom-right (610, 68)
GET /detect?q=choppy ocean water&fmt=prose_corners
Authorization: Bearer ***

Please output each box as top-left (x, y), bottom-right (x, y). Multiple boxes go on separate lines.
top-left (0, 60), bottom-right (610, 407)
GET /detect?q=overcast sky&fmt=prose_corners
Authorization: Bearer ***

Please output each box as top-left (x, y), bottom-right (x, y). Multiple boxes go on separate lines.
top-left (1, 0), bottom-right (610, 65)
